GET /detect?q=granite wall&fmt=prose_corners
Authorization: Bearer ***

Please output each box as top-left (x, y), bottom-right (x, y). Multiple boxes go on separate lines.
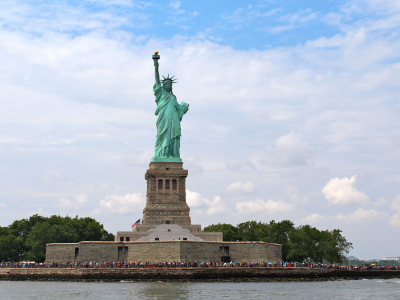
top-left (46, 243), bottom-right (78, 262)
top-left (46, 241), bottom-right (282, 263)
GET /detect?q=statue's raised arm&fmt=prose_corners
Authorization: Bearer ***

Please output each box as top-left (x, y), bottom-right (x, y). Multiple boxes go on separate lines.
top-left (153, 50), bottom-right (160, 86)
top-left (150, 50), bottom-right (189, 163)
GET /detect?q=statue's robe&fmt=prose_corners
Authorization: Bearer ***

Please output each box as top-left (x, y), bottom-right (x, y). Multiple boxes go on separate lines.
top-left (153, 82), bottom-right (188, 158)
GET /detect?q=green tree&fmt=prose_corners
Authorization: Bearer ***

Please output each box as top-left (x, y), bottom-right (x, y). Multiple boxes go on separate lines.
top-left (0, 214), bottom-right (115, 262)
top-left (7, 214), bottom-right (48, 260)
top-left (25, 222), bottom-right (79, 262)
top-left (286, 227), bottom-right (352, 264)
top-left (0, 226), bottom-right (10, 237)
top-left (287, 225), bottom-right (320, 262)
top-left (0, 234), bottom-right (24, 262)
top-left (69, 216), bottom-right (113, 241)
top-left (376, 260), bottom-right (400, 266)
top-left (199, 220), bottom-right (352, 263)
top-left (9, 214), bottom-right (47, 240)
top-left (266, 220), bottom-right (295, 261)
top-left (319, 229), bottom-right (352, 263)
top-left (237, 221), bottom-right (265, 241)
top-left (204, 223), bottom-right (238, 241)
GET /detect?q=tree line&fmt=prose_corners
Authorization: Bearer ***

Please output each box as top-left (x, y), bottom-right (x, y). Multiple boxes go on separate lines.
top-left (204, 220), bottom-right (353, 264)
top-left (348, 259), bottom-right (400, 266)
top-left (0, 214), bottom-right (114, 262)
top-left (1, 216), bottom-right (352, 264)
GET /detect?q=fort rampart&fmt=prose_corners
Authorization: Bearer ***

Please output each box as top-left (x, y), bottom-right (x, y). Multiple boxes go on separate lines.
top-left (1, 268), bottom-right (399, 281)
top-left (46, 241), bottom-right (282, 263)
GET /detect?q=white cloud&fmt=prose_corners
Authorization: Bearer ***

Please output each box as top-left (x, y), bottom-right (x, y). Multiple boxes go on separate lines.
top-left (301, 213), bottom-right (326, 223)
top-left (390, 195), bottom-right (400, 211)
top-left (269, 8), bottom-right (319, 33)
top-left (92, 193), bottom-right (144, 214)
top-left (223, 6), bottom-right (281, 28)
top-left (186, 190), bottom-right (229, 215)
top-left (204, 196), bottom-right (228, 215)
top-left (263, 8), bottom-right (281, 17)
top-left (226, 160), bottom-right (256, 171)
top-left (27, 207), bottom-right (46, 217)
top-left (169, 1), bottom-right (181, 9)
top-left (324, 12), bottom-right (342, 26)
top-left (374, 197), bottom-right (387, 206)
top-left (56, 193), bottom-right (88, 208)
top-left (390, 213), bottom-right (400, 227)
top-left (336, 208), bottom-right (389, 223)
top-left (42, 139), bottom-right (76, 146)
top-left (0, 138), bottom-right (27, 145)
top-left (186, 190), bottom-right (206, 208)
top-left (124, 151), bottom-right (153, 166)
top-left (184, 157), bottom-right (204, 174)
top-left (91, 133), bottom-right (108, 138)
top-left (87, 0), bottom-right (135, 6)
top-left (322, 176), bottom-right (370, 205)
top-left (352, 0), bottom-right (400, 14)
top-left (236, 199), bottom-right (296, 214)
top-left (226, 181), bottom-right (255, 194)
top-left (280, 8), bottom-right (318, 24)
top-left (12, 191), bottom-right (67, 198)
top-left (284, 185), bottom-right (308, 203)
top-left (390, 195), bottom-right (400, 227)
top-left (0, 203), bottom-right (6, 208)
top-left (262, 132), bottom-right (315, 167)
top-left (44, 166), bottom-right (62, 180)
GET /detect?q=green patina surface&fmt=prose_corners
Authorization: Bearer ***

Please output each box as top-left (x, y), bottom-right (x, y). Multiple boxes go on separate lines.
top-left (151, 52), bottom-right (189, 162)
top-left (151, 157), bottom-right (182, 162)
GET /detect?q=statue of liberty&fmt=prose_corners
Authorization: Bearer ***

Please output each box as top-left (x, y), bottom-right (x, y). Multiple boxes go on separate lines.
top-left (151, 51), bottom-right (189, 162)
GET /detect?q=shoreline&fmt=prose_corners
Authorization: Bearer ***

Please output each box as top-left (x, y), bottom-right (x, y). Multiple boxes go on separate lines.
top-left (1, 268), bottom-right (400, 282)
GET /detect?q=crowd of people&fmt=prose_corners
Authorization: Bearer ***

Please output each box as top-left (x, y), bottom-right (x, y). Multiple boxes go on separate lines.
top-left (1, 261), bottom-right (399, 270)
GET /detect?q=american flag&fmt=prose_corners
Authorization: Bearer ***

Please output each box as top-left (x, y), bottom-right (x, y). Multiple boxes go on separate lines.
top-left (131, 219), bottom-right (140, 228)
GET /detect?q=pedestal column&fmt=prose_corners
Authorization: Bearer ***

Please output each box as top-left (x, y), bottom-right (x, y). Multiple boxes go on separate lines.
top-left (142, 162), bottom-right (191, 225)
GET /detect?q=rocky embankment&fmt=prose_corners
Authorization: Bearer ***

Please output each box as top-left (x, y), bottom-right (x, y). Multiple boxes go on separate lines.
top-left (1, 268), bottom-right (400, 282)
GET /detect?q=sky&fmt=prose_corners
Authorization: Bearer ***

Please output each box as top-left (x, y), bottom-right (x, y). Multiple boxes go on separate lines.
top-left (0, 0), bottom-right (400, 260)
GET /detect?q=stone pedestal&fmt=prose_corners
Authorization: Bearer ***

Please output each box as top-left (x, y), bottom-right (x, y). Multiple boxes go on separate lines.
top-left (142, 162), bottom-right (191, 225)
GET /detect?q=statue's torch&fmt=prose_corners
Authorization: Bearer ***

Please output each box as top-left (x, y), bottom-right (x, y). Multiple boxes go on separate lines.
top-left (152, 50), bottom-right (160, 61)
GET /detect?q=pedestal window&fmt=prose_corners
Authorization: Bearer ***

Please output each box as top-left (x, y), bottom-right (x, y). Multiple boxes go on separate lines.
top-left (172, 179), bottom-right (177, 190)
top-left (165, 179), bottom-right (170, 190)
top-left (158, 179), bottom-right (163, 190)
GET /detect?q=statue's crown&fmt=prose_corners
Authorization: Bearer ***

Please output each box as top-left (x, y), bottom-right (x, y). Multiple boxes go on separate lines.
top-left (161, 74), bottom-right (177, 84)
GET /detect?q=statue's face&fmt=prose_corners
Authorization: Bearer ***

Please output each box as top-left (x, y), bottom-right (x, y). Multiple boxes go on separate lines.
top-left (163, 80), bottom-right (172, 92)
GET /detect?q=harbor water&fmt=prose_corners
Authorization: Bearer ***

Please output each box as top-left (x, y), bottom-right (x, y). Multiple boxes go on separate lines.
top-left (1, 279), bottom-right (400, 299)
